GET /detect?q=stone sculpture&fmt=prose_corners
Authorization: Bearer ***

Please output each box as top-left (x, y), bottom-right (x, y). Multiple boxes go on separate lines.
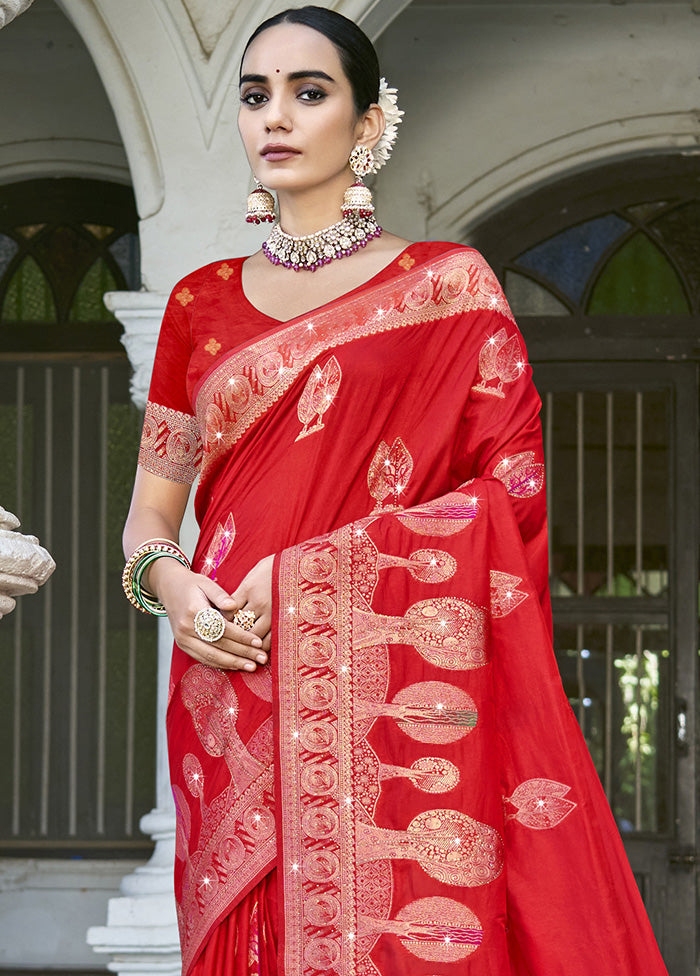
top-left (0, 506), bottom-right (55, 618)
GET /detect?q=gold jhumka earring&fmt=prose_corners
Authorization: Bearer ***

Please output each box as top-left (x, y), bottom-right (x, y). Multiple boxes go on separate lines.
top-left (342, 145), bottom-right (375, 218)
top-left (246, 180), bottom-right (275, 224)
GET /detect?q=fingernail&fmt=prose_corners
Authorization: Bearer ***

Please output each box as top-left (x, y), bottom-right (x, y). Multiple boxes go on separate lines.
top-left (252, 637), bottom-right (262, 648)
top-left (256, 654), bottom-right (267, 665)
top-left (244, 662), bottom-right (256, 671)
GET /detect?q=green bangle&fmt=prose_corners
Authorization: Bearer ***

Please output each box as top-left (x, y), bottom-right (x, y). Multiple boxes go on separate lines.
top-left (122, 541), bottom-right (191, 615)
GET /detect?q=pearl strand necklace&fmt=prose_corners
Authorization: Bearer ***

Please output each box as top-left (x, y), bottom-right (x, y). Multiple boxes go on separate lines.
top-left (262, 214), bottom-right (382, 272)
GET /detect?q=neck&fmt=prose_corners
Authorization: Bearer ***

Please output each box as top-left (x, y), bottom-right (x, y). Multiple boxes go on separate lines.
top-left (276, 174), bottom-right (352, 236)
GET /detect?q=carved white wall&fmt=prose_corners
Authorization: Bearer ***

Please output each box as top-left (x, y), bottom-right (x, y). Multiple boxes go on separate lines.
top-left (374, 2), bottom-right (700, 241)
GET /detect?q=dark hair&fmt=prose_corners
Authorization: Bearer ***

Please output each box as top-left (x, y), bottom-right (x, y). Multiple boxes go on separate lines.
top-left (241, 6), bottom-right (380, 115)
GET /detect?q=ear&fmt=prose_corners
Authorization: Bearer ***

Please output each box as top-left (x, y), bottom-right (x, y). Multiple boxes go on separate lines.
top-left (354, 103), bottom-right (385, 151)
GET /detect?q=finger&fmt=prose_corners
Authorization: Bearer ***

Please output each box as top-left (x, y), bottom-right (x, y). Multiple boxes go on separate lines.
top-left (181, 636), bottom-right (260, 670)
top-left (196, 575), bottom-right (240, 613)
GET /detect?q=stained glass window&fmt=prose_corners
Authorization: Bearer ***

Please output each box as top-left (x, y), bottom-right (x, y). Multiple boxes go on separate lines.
top-left (588, 233), bottom-right (690, 315)
top-left (0, 178), bottom-right (139, 350)
top-left (68, 257), bottom-right (119, 322)
top-left (506, 200), bottom-right (697, 316)
top-left (3, 256), bottom-right (57, 322)
top-left (515, 214), bottom-right (631, 306)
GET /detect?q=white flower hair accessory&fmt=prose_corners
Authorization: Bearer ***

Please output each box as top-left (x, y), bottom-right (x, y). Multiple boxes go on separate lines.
top-left (371, 78), bottom-right (404, 173)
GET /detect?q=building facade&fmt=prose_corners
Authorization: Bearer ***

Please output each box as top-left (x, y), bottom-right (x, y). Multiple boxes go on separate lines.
top-left (0, 1), bottom-right (697, 973)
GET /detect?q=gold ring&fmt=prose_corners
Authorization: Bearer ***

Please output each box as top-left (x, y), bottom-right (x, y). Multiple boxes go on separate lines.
top-left (194, 607), bottom-right (226, 643)
top-left (233, 608), bottom-right (256, 631)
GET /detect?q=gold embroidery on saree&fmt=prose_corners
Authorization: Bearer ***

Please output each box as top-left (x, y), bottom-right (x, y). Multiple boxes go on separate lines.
top-left (176, 666), bottom-right (276, 974)
top-left (195, 250), bottom-right (515, 482)
top-left (352, 596), bottom-right (487, 671)
top-left (376, 547), bottom-right (457, 583)
top-left (471, 326), bottom-right (527, 397)
top-left (490, 569), bottom-right (529, 617)
top-left (395, 491), bottom-right (479, 536)
top-left (277, 523), bottom-right (499, 975)
top-left (367, 437), bottom-right (413, 513)
top-left (138, 400), bottom-right (202, 484)
top-left (296, 355), bottom-right (342, 440)
top-left (492, 450), bottom-right (545, 498)
top-left (378, 755), bottom-right (461, 793)
top-left (504, 778), bottom-right (577, 830)
top-left (385, 896), bottom-right (483, 962)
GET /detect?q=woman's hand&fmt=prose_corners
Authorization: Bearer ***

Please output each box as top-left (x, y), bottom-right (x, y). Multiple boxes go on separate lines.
top-left (229, 553), bottom-right (274, 654)
top-left (149, 557), bottom-right (270, 671)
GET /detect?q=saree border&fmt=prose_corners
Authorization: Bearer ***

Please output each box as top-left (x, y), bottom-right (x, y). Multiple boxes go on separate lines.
top-left (194, 248), bottom-right (514, 485)
top-left (180, 768), bottom-right (276, 975)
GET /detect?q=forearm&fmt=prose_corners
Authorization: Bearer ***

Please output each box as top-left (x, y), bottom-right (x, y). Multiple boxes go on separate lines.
top-left (123, 504), bottom-right (182, 558)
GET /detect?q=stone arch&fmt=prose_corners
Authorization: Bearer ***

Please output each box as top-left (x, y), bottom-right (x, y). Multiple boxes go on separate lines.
top-left (430, 119), bottom-right (700, 244)
top-left (54, 0), bottom-right (163, 219)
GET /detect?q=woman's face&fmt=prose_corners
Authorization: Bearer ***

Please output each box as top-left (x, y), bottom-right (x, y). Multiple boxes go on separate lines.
top-left (238, 23), bottom-right (363, 195)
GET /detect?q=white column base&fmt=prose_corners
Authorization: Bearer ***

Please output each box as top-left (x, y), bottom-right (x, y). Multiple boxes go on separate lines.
top-left (104, 290), bottom-right (167, 410)
top-left (87, 805), bottom-right (181, 976)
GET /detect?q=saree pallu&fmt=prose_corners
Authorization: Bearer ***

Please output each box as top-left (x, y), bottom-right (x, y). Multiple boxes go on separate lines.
top-left (145, 245), bottom-right (667, 975)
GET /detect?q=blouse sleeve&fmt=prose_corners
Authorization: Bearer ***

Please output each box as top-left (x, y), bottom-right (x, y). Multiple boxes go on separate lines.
top-left (137, 275), bottom-right (204, 485)
top-left (450, 293), bottom-right (551, 631)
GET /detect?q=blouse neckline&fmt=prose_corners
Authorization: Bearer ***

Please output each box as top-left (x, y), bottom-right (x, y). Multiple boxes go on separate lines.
top-left (236, 243), bottom-right (420, 326)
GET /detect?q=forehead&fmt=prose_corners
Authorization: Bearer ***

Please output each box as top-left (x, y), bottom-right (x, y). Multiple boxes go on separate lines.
top-left (242, 22), bottom-right (345, 77)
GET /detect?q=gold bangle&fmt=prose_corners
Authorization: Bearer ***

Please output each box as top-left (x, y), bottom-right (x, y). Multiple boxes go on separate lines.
top-left (122, 541), bottom-right (191, 614)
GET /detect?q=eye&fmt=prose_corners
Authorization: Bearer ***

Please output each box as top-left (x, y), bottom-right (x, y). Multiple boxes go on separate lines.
top-left (299, 87), bottom-right (326, 102)
top-left (240, 90), bottom-right (267, 107)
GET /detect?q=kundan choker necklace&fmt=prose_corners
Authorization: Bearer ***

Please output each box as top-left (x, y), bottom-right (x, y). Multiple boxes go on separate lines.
top-left (262, 214), bottom-right (382, 272)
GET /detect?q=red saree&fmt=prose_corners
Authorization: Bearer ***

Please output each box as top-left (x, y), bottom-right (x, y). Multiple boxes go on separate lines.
top-left (139, 242), bottom-right (668, 976)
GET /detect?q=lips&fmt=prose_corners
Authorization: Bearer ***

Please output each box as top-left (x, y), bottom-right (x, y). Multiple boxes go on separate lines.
top-left (261, 144), bottom-right (301, 161)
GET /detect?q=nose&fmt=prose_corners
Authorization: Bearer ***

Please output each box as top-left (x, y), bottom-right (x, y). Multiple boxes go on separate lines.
top-left (262, 94), bottom-right (292, 133)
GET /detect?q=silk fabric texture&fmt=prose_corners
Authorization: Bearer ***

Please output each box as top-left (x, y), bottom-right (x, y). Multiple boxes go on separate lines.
top-left (139, 242), bottom-right (668, 976)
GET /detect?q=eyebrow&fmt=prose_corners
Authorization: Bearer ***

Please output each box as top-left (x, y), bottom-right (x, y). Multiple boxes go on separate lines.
top-left (239, 70), bottom-right (336, 86)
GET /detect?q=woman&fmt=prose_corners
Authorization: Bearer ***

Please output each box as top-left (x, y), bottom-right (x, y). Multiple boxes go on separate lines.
top-left (123, 8), bottom-right (669, 976)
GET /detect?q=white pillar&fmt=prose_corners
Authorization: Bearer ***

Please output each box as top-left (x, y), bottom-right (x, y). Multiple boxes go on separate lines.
top-left (88, 292), bottom-right (183, 976)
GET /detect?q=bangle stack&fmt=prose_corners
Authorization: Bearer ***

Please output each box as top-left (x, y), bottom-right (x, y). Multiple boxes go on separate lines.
top-left (122, 539), bottom-right (191, 615)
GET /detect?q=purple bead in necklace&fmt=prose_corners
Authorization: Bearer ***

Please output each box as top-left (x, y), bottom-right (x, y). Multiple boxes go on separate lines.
top-left (262, 215), bottom-right (382, 272)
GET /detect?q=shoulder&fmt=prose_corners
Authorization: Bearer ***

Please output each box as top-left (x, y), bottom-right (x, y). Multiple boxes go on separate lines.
top-left (167, 256), bottom-right (246, 305)
top-left (400, 241), bottom-right (500, 282)
top-left (409, 240), bottom-right (486, 264)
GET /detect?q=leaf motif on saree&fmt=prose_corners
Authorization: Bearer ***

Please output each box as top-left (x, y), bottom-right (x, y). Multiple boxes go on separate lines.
top-left (493, 451), bottom-right (545, 498)
top-left (295, 355), bottom-right (342, 440)
top-left (504, 778), bottom-right (577, 830)
top-left (367, 437), bottom-right (414, 513)
top-left (180, 665), bottom-right (264, 795)
top-left (471, 327), bottom-right (527, 398)
top-left (183, 753), bottom-right (204, 801)
top-left (202, 511), bottom-right (235, 578)
top-left (490, 569), bottom-right (529, 617)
